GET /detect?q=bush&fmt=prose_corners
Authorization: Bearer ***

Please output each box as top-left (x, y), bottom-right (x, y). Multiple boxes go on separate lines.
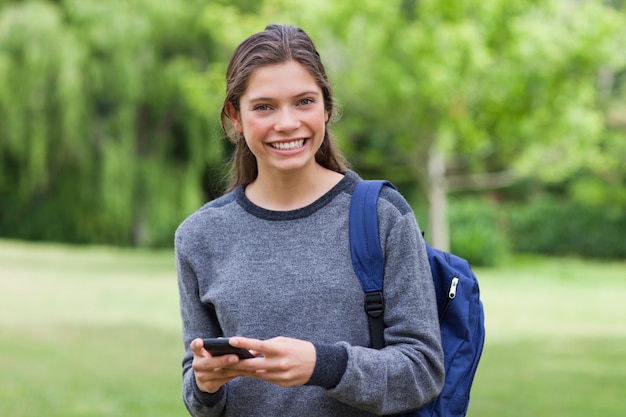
top-left (447, 198), bottom-right (511, 267)
top-left (506, 198), bottom-right (626, 259)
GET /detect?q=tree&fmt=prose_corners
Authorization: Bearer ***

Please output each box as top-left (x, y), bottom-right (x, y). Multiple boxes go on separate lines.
top-left (2, 0), bottom-right (624, 251)
top-left (283, 0), bottom-right (626, 251)
top-left (0, 0), bottom-right (231, 245)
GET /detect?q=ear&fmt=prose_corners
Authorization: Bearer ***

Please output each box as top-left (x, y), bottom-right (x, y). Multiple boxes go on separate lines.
top-left (225, 102), bottom-right (243, 132)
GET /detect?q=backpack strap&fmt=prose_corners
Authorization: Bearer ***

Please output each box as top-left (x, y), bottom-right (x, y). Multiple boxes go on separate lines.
top-left (349, 180), bottom-right (396, 350)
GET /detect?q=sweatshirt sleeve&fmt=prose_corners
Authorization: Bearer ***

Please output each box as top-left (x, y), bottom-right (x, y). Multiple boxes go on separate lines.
top-left (175, 228), bottom-right (227, 417)
top-left (324, 196), bottom-right (445, 415)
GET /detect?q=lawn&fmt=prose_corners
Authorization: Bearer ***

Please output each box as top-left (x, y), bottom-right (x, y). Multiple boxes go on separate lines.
top-left (470, 256), bottom-right (626, 416)
top-left (0, 240), bottom-right (186, 417)
top-left (1, 239), bottom-right (625, 416)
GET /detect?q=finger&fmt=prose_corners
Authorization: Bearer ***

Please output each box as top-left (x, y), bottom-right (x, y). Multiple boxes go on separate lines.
top-left (202, 353), bottom-right (243, 370)
top-left (229, 336), bottom-right (271, 355)
top-left (190, 338), bottom-right (208, 357)
top-left (193, 355), bottom-right (251, 382)
top-left (190, 339), bottom-right (241, 368)
top-left (196, 374), bottom-right (237, 394)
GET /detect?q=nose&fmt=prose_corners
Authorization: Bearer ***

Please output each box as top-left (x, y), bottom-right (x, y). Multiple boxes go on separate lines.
top-left (274, 108), bottom-right (300, 132)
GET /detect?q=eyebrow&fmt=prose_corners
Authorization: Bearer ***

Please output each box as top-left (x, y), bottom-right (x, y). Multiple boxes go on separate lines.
top-left (247, 91), bottom-right (321, 103)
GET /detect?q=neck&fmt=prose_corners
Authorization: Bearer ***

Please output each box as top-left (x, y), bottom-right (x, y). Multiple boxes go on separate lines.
top-left (245, 165), bottom-right (343, 211)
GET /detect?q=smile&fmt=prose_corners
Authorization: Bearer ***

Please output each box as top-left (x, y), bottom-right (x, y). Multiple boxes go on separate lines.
top-left (269, 139), bottom-right (306, 150)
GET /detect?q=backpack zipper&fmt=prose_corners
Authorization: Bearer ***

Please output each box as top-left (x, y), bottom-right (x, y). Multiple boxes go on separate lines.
top-left (449, 277), bottom-right (459, 299)
top-left (439, 277), bottom-right (459, 320)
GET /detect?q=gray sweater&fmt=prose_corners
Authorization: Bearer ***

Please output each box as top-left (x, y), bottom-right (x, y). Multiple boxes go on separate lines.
top-left (175, 171), bottom-right (444, 416)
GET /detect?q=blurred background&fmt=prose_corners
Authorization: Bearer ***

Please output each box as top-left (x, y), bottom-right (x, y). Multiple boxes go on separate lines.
top-left (1, 0), bottom-right (626, 260)
top-left (1, 0), bottom-right (625, 416)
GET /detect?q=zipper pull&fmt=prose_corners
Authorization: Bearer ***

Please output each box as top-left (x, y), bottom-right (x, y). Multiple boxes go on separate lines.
top-left (448, 277), bottom-right (459, 299)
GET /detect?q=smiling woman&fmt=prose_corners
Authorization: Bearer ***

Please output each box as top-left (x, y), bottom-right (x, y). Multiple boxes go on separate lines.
top-left (218, 25), bottom-right (348, 194)
top-left (174, 24), bottom-right (444, 417)
top-left (225, 60), bottom-right (330, 182)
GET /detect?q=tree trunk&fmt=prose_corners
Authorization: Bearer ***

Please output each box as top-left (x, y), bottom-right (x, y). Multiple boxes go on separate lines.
top-left (427, 146), bottom-right (449, 251)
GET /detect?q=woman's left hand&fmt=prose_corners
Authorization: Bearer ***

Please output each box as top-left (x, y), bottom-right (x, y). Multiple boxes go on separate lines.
top-left (228, 336), bottom-right (316, 387)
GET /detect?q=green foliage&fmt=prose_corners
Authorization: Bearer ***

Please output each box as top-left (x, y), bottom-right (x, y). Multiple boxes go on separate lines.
top-left (507, 197), bottom-right (626, 259)
top-left (0, 0), bottom-right (625, 249)
top-left (0, 0), bottom-right (229, 246)
top-left (328, 0), bottom-right (625, 183)
top-left (447, 198), bottom-right (511, 266)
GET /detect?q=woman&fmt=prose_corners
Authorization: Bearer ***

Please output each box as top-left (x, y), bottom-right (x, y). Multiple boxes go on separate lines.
top-left (175, 24), bottom-right (444, 417)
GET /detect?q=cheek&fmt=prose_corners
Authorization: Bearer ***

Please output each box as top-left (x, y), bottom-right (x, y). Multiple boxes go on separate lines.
top-left (240, 117), bottom-right (267, 138)
top-left (303, 109), bottom-right (328, 129)
top-left (314, 112), bottom-right (329, 131)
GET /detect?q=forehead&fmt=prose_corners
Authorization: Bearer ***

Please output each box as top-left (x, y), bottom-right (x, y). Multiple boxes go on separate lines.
top-left (243, 60), bottom-right (320, 99)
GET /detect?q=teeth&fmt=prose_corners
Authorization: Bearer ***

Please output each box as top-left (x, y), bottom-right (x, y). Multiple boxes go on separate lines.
top-left (270, 139), bottom-right (305, 150)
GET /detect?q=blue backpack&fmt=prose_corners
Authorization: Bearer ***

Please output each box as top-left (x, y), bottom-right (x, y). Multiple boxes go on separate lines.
top-left (349, 180), bottom-right (485, 417)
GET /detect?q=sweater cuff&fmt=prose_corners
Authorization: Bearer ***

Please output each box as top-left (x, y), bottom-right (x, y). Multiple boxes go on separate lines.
top-left (305, 343), bottom-right (348, 389)
top-left (192, 377), bottom-right (225, 407)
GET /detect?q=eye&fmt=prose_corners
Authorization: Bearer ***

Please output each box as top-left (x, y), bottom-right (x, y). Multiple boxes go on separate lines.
top-left (254, 104), bottom-right (272, 111)
top-left (298, 97), bottom-right (314, 106)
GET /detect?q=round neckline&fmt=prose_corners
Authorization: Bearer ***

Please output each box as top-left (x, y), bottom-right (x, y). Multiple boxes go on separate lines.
top-left (235, 171), bottom-right (356, 221)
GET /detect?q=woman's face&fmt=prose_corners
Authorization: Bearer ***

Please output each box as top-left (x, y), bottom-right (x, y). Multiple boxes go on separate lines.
top-left (227, 60), bottom-right (328, 177)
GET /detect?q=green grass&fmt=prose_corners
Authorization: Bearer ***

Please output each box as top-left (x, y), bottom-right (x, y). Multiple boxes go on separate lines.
top-left (470, 256), bottom-right (626, 417)
top-left (1, 240), bottom-right (625, 416)
top-left (0, 240), bottom-right (187, 417)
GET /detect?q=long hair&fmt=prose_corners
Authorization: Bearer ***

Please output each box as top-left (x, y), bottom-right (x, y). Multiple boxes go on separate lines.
top-left (220, 24), bottom-right (348, 191)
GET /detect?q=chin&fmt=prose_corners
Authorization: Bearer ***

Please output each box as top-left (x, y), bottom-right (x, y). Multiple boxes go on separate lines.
top-left (272, 159), bottom-right (317, 174)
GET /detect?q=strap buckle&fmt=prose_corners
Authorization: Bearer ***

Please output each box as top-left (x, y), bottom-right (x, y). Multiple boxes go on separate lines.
top-left (364, 291), bottom-right (384, 318)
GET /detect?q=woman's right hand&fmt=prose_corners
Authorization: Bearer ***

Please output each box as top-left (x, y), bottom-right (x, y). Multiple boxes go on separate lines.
top-left (190, 338), bottom-right (253, 393)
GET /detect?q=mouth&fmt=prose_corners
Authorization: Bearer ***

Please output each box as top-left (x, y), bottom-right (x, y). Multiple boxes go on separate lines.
top-left (269, 139), bottom-right (306, 151)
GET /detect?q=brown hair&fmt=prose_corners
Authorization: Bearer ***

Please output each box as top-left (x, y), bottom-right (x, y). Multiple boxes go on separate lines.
top-left (220, 24), bottom-right (348, 191)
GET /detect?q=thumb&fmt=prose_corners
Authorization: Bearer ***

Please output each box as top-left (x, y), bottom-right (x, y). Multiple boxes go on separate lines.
top-left (190, 338), bottom-right (207, 357)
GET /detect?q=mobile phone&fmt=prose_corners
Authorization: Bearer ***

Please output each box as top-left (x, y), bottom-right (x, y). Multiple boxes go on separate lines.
top-left (202, 338), bottom-right (255, 359)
